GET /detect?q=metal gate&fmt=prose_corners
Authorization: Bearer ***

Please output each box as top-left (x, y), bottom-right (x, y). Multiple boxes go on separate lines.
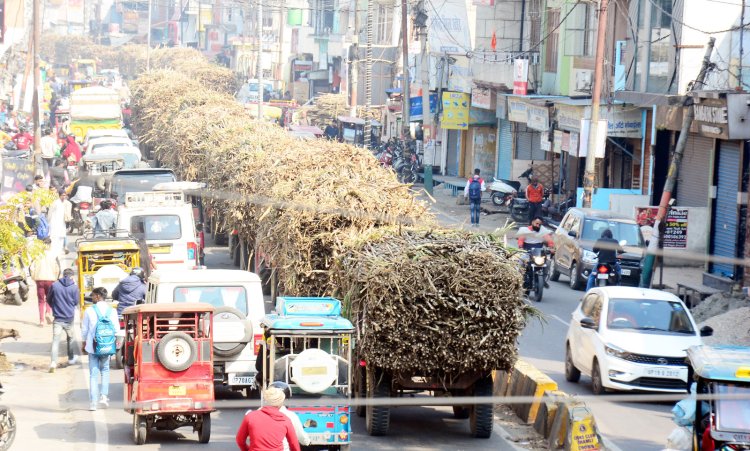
top-left (676, 134), bottom-right (713, 207)
top-left (497, 120), bottom-right (512, 179)
top-left (446, 130), bottom-right (460, 176)
top-left (710, 142), bottom-right (741, 278)
top-left (515, 124), bottom-right (545, 161)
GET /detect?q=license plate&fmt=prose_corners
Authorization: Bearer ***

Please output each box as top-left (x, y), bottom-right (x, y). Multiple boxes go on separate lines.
top-left (168, 385), bottom-right (186, 396)
top-left (5, 282), bottom-right (18, 291)
top-left (101, 278), bottom-right (121, 285)
top-left (597, 274), bottom-right (609, 279)
top-left (621, 269), bottom-right (631, 276)
top-left (301, 367), bottom-right (328, 376)
top-left (645, 367), bottom-right (681, 378)
top-left (229, 375), bottom-right (256, 386)
top-left (149, 245), bottom-right (172, 254)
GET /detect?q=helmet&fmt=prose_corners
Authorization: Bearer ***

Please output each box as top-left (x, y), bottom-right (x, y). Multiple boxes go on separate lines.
top-left (269, 381), bottom-right (292, 399)
top-left (130, 267), bottom-right (145, 281)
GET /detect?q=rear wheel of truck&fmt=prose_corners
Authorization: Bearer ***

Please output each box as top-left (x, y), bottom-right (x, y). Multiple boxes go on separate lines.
top-left (365, 368), bottom-right (390, 436)
top-left (469, 375), bottom-right (494, 438)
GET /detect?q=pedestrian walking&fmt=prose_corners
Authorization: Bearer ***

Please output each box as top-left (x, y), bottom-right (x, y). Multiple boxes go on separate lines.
top-left (463, 168), bottom-right (485, 227)
top-left (235, 386), bottom-right (300, 451)
top-left (40, 127), bottom-right (58, 177)
top-left (47, 268), bottom-right (80, 372)
top-left (47, 190), bottom-right (68, 255)
top-left (81, 287), bottom-right (119, 411)
top-left (526, 175), bottom-right (545, 222)
top-left (29, 238), bottom-right (61, 327)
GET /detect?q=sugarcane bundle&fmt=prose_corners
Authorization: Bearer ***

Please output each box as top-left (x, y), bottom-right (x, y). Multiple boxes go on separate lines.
top-left (333, 228), bottom-right (529, 375)
top-left (300, 93), bottom-right (350, 127)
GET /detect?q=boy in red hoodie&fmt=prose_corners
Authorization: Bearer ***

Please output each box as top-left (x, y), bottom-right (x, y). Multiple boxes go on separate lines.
top-left (236, 386), bottom-right (300, 451)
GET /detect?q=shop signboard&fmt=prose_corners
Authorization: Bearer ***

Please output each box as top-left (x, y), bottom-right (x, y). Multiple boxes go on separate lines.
top-left (553, 130), bottom-right (564, 153)
top-left (507, 98), bottom-right (527, 123)
top-left (605, 107), bottom-right (642, 138)
top-left (526, 104), bottom-right (550, 132)
top-left (556, 104), bottom-right (584, 132)
top-left (569, 132), bottom-right (579, 156)
top-left (441, 91), bottom-right (470, 130)
top-left (496, 95), bottom-right (507, 119)
top-left (690, 93), bottom-right (750, 140)
top-left (579, 119), bottom-right (607, 158)
top-left (513, 59), bottom-right (528, 95)
top-left (635, 207), bottom-right (689, 249)
top-left (1, 158), bottom-right (34, 202)
top-left (409, 93), bottom-right (438, 121)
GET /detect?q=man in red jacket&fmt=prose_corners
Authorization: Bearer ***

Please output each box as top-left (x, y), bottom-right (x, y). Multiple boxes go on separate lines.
top-left (236, 386), bottom-right (300, 451)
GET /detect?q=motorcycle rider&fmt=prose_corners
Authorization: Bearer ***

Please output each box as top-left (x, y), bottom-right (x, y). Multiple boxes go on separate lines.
top-left (585, 229), bottom-right (625, 291)
top-left (90, 200), bottom-right (118, 237)
top-left (112, 267), bottom-right (147, 316)
top-left (517, 216), bottom-right (554, 288)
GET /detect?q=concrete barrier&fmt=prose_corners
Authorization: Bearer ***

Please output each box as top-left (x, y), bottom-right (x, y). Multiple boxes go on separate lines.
top-left (533, 390), bottom-right (568, 439)
top-left (547, 400), bottom-right (603, 450)
top-left (508, 360), bottom-right (558, 424)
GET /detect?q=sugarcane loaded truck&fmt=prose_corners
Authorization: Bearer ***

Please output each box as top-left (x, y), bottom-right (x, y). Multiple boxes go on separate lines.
top-left (69, 86), bottom-right (123, 141)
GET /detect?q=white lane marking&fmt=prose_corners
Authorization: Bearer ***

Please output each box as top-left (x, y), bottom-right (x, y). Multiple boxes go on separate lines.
top-left (550, 314), bottom-right (570, 327)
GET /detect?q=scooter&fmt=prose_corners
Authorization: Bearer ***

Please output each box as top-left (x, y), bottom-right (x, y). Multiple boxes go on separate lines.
top-left (488, 178), bottom-right (517, 208)
top-left (1, 263), bottom-right (29, 306)
top-left (0, 330), bottom-right (18, 450)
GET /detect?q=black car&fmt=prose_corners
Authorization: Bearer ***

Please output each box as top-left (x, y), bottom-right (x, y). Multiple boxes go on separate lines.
top-left (550, 208), bottom-right (645, 289)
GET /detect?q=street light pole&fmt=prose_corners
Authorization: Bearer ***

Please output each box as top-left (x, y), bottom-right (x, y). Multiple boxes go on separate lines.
top-left (32, 0), bottom-right (42, 173)
top-left (400, 0), bottom-right (410, 137)
top-left (257, 0), bottom-right (263, 121)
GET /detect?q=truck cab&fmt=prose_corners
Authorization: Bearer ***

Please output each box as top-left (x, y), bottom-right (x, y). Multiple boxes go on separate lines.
top-left (259, 297), bottom-right (354, 451)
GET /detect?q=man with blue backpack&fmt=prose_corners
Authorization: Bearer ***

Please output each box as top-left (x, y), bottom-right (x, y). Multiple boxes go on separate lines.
top-left (81, 287), bottom-right (120, 411)
top-left (463, 168), bottom-right (486, 227)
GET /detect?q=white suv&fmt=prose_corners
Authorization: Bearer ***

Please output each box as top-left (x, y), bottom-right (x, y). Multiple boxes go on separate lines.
top-left (146, 269), bottom-right (266, 397)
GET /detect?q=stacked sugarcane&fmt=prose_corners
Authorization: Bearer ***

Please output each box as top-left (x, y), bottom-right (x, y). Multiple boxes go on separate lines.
top-left (127, 50), bottom-right (531, 374)
top-left (333, 228), bottom-right (527, 375)
top-left (299, 93), bottom-right (349, 127)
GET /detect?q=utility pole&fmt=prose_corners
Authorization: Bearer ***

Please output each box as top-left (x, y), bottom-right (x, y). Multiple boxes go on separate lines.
top-left (640, 38), bottom-right (715, 288)
top-left (32, 0), bottom-right (42, 173)
top-left (147, 0), bottom-right (153, 70)
top-left (419, 4), bottom-right (432, 194)
top-left (257, 0), bottom-right (264, 120)
top-left (400, 0), bottom-right (410, 136)
top-left (278, 0), bottom-right (285, 83)
top-left (581, 0), bottom-right (608, 208)
top-left (350, 0), bottom-right (359, 114)
top-left (363, 0), bottom-right (373, 148)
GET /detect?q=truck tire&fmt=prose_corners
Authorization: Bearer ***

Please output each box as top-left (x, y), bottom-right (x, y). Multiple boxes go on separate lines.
top-left (469, 375), bottom-right (494, 438)
top-left (365, 368), bottom-right (390, 436)
top-left (156, 331), bottom-right (198, 372)
top-left (212, 306), bottom-right (253, 357)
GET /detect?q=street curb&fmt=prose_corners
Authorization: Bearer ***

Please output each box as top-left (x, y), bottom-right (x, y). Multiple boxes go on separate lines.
top-left (492, 414), bottom-right (536, 451)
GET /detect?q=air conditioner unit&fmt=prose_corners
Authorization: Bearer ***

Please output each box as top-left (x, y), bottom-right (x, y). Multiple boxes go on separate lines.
top-left (575, 69), bottom-right (592, 93)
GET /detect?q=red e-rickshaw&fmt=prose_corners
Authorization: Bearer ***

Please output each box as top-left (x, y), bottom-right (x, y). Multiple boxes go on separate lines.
top-left (121, 303), bottom-right (215, 445)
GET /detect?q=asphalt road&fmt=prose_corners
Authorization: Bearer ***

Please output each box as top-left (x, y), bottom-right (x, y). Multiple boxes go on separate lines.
top-left (518, 276), bottom-right (675, 451)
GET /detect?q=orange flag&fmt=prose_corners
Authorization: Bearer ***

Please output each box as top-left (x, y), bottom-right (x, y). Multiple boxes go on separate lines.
top-left (491, 31), bottom-right (497, 51)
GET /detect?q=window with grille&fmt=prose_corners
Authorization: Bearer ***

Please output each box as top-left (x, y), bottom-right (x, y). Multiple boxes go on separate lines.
top-left (544, 8), bottom-right (560, 72)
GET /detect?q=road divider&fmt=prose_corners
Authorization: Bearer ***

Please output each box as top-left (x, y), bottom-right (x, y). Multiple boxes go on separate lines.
top-left (494, 360), bottom-right (604, 450)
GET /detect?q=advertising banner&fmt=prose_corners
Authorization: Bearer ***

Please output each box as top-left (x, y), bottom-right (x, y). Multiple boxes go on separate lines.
top-left (441, 92), bottom-right (470, 130)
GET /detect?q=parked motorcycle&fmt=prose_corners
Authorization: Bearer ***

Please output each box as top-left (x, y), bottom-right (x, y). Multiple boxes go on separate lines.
top-left (68, 201), bottom-right (92, 235)
top-left (0, 330), bottom-right (18, 450)
top-left (1, 263), bottom-right (29, 306)
top-left (399, 152), bottom-right (420, 184)
top-left (524, 247), bottom-right (550, 302)
top-left (489, 178), bottom-right (517, 208)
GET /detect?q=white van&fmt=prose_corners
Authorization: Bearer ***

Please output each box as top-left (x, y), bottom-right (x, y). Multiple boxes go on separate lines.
top-left (145, 269), bottom-right (266, 396)
top-left (116, 190), bottom-right (200, 270)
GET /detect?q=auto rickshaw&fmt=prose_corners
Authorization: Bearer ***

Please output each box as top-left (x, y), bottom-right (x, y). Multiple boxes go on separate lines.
top-left (687, 344), bottom-right (750, 450)
top-left (259, 297), bottom-right (353, 451)
top-left (76, 232), bottom-right (142, 316)
top-left (122, 303), bottom-right (215, 445)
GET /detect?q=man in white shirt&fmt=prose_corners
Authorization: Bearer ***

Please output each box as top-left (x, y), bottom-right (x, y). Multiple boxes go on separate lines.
top-left (40, 128), bottom-right (58, 176)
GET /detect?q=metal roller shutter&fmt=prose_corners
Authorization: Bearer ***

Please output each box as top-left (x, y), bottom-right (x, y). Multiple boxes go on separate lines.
top-left (446, 130), bottom-right (460, 176)
top-left (515, 124), bottom-right (545, 161)
top-left (710, 142), bottom-right (741, 278)
top-left (676, 134), bottom-right (713, 207)
top-left (497, 120), bottom-right (512, 179)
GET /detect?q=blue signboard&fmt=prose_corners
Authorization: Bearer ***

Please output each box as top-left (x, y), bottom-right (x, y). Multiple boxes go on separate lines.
top-left (410, 94), bottom-right (438, 121)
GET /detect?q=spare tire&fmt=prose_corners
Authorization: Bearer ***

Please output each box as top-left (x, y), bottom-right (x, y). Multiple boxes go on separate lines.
top-left (157, 331), bottom-right (198, 372)
top-left (213, 306), bottom-right (253, 357)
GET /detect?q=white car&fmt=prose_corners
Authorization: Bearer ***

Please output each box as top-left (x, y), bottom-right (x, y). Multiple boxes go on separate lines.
top-left (146, 269), bottom-right (266, 397)
top-left (565, 286), bottom-right (712, 394)
top-left (83, 129), bottom-right (131, 151)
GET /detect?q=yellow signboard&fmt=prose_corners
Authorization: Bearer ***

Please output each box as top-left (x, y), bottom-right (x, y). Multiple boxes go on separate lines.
top-left (441, 92), bottom-right (470, 130)
top-left (570, 414), bottom-right (601, 451)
